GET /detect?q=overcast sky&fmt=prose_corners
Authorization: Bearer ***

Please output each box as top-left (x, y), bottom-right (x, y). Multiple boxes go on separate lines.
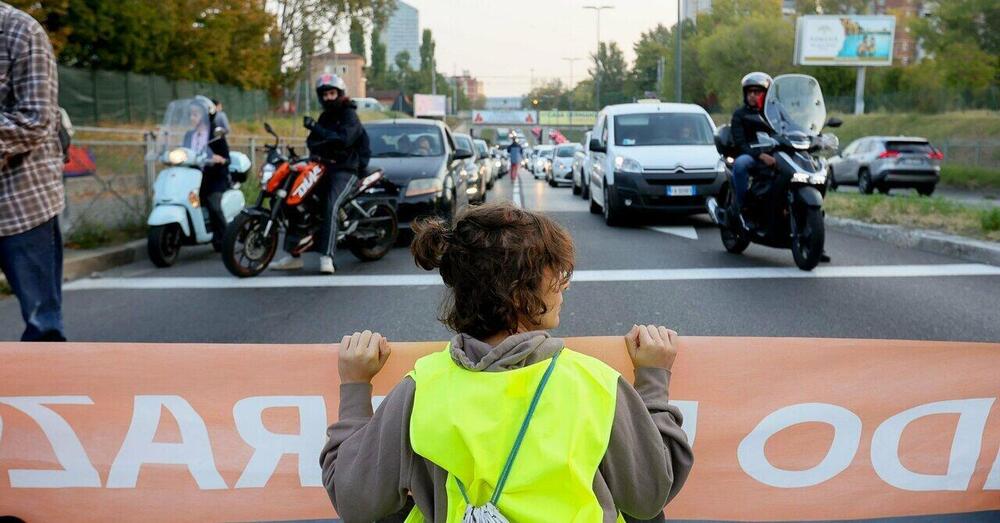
top-left (336, 0), bottom-right (683, 97)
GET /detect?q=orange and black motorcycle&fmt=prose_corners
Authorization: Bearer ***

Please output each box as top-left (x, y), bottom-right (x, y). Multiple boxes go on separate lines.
top-left (222, 122), bottom-right (398, 277)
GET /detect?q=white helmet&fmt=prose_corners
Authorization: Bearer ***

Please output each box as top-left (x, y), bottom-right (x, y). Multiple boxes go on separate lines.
top-left (316, 73), bottom-right (347, 98)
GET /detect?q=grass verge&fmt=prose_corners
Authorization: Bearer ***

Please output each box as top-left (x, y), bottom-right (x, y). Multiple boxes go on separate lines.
top-left (940, 165), bottom-right (1000, 193)
top-left (64, 221), bottom-right (147, 250)
top-left (825, 192), bottom-right (1000, 242)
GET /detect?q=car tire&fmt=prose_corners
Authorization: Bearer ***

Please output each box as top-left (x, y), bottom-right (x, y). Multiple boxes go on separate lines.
top-left (572, 173), bottom-right (581, 195)
top-left (877, 186), bottom-right (890, 195)
top-left (589, 183), bottom-right (601, 214)
top-left (828, 168), bottom-right (838, 191)
top-left (917, 184), bottom-right (935, 197)
top-left (603, 185), bottom-right (626, 227)
top-left (582, 178), bottom-right (590, 200)
top-left (858, 169), bottom-right (874, 195)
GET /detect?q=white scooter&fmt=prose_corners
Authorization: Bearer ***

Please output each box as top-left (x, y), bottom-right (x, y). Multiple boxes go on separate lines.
top-left (146, 97), bottom-right (252, 267)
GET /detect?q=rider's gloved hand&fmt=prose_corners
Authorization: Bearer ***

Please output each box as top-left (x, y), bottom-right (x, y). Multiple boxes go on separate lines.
top-left (303, 116), bottom-right (316, 130)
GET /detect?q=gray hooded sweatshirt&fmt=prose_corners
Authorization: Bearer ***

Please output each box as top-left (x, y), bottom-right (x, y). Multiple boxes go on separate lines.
top-left (321, 331), bottom-right (694, 522)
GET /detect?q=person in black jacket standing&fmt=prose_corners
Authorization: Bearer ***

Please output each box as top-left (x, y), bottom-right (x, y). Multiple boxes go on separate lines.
top-left (271, 73), bottom-right (370, 274)
top-left (729, 72), bottom-right (776, 222)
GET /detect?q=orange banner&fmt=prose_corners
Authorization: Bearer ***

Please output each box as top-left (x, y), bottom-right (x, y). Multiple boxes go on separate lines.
top-left (1, 337), bottom-right (999, 522)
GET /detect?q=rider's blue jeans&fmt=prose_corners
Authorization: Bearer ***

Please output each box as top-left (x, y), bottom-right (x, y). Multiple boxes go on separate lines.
top-left (732, 154), bottom-right (761, 209)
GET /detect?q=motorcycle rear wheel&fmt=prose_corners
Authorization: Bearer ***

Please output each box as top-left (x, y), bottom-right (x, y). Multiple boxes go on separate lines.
top-left (791, 207), bottom-right (825, 271)
top-left (222, 212), bottom-right (279, 278)
top-left (349, 203), bottom-right (398, 262)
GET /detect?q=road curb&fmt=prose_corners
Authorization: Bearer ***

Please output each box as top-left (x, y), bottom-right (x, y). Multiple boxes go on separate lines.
top-left (827, 217), bottom-right (1000, 267)
top-left (1, 239), bottom-right (146, 289)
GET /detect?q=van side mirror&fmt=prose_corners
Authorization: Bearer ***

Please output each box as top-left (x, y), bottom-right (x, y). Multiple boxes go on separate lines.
top-left (454, 148), bottom-right (473, 160)
top-left (589, 138), bottom-right (606, 153)
top-left (826, 117), bottom-right (843, 128)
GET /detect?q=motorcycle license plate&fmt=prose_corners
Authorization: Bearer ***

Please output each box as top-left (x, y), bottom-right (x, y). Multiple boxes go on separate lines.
top-left (666, 185), bottom-right (695, 197)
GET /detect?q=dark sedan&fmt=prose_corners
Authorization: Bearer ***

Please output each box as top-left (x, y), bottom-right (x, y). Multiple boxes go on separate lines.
top-left (365, 120), bottom-right (473, 226)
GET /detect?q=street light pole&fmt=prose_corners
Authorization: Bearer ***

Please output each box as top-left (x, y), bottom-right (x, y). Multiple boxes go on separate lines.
top-left (562, 57), bottom-right (581, 124)
top-left (675, 0), bottom-right (682, 102)
top-left (583, 5), bottom-right (614, 110)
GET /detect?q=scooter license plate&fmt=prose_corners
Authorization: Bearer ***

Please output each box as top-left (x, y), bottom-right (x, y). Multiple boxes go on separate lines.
top-left (666, 185), bottom-right (695, 196)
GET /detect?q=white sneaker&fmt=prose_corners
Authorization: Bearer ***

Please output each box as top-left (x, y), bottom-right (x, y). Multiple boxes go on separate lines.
top-left (319, 255), bottom-right (336, 274)
top-left (270, 255), bottom-right (303, 271)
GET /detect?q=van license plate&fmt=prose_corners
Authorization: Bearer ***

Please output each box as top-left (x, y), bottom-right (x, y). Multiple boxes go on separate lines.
top-left (666, 186), bottom-right (695, 196)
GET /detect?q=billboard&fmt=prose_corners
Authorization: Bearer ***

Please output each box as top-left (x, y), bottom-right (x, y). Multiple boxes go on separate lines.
top-left (470, 110), bottom-right (538, 125)
top-left (794, 15), bottom-right (896, 67)
top-left (413, 94), bottom-right (447, 117)
top-left (539, 110), bottom-right (599, 126)
top-left (2, 338), bottom-right (999, 522)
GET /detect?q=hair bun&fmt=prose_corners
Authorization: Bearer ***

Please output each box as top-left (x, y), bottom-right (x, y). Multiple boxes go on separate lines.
top-left (410, 217), bottom-right (451, 270)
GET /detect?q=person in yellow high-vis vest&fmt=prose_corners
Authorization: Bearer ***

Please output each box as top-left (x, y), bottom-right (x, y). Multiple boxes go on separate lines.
top-left (321, 201), bottom-right (693, 523)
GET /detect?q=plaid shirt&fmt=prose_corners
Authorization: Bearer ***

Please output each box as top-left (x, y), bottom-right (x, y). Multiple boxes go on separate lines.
top-left (0, 2), bottom-right (63, 237)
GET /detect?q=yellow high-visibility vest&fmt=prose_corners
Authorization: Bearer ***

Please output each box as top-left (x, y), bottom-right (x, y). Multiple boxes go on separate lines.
top-left (404, 346), bottom-right (625, 522)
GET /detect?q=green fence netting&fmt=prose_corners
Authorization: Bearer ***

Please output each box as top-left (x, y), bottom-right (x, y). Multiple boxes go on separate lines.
top-left (58, 65), bottom-right (270, 126)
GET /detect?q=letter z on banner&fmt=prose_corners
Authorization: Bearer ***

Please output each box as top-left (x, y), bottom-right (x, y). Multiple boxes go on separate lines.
top-left (0, 338), bottom-right (998, 522)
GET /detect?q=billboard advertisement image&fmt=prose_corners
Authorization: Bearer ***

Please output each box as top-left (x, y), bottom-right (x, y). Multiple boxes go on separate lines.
top-left (795, 15), bottom-right (895, 67)
top-left (413, 94), bottom-right (447, 117)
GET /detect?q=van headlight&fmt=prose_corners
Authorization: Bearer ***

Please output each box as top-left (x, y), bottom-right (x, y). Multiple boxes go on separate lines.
top-left (614, 155), bottom-right (642, 174)
top-left (405, 177), bottom-right (443, 197)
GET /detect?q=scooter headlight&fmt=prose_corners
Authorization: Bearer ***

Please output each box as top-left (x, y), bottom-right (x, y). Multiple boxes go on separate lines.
top-left (167, 148), bottom-right (189, 166)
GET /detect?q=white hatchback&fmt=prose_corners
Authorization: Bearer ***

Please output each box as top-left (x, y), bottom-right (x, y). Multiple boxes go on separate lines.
top-left (587, 102), bottom-right (724, 225)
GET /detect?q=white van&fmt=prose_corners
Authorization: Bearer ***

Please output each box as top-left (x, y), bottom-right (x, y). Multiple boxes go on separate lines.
top-left (587, 102), bottom-right (723, 225)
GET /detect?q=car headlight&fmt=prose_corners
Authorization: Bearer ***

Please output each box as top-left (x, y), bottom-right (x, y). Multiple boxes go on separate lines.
top-left (167, 148), bottom-right (189, 166)
top-left (405, 177), bottom-right (443, 197)
top-left (614, 155), bottom-right (642, 174)
top-left (260, 164), bottom-right (275, 187)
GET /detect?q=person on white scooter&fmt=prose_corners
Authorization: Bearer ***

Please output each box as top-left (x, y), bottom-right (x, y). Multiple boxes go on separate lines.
top-left (184, 98), bottom-right (230, 251)
top-left (271, 74), bottom-right (370, 274)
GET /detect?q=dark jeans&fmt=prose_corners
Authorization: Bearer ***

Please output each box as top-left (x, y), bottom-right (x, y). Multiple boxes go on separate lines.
top-left (0, 216), bottom-right (66, 341)
top-left (732, 153), bottom-right (763, 209)
top-left (201, 189), bottom-right (226, 249)
top-left (317, 169), bottom-right (358, 257)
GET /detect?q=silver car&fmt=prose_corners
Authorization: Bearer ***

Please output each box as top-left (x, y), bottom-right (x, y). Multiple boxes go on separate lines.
top-left (828, 136), bottom-right (942, 196)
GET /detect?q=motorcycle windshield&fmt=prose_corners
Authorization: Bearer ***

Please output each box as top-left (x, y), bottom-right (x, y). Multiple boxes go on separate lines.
top-left (765, 75), bottom-right (827, 136)
top-left (158, 97), bottom-right (215, 155)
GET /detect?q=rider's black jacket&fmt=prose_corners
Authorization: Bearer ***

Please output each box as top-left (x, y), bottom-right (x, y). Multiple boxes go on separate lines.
top-left (730, 102), bottom-right (773, 160)
top-left (306, 99), bottom-right (371, 171)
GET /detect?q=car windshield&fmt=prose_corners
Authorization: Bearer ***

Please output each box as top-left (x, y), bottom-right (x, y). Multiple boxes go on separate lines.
top-left (613, 113), bottom-right (714, 146)
top-left (475, 142), bottom-right (488, 156)
top-left (368, 125), bottom-right (445, 157)
top-left (556, 145), bottom-right (577, 157)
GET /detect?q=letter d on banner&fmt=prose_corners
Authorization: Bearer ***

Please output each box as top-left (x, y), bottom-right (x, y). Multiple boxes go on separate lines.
top-left (738, 403), bottom-right (862, 488)
top-left (871, 398), bottom-right (995, 491)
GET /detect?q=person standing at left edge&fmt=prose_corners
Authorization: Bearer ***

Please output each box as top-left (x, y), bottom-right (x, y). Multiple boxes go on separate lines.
top-left (0, 2), bottom-right (66, 341)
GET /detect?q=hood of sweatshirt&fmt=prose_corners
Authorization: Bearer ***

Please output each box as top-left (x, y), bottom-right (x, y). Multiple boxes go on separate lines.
top-left (448, 331), bottom-right (564, 372)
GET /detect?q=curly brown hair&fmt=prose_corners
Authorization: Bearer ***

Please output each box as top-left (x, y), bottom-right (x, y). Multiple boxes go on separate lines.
top-left (411, 201), bottom-right (575, 339)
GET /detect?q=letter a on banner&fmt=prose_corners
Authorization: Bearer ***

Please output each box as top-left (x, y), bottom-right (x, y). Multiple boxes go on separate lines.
top-left (871, 398), bottom-right (995, 491)
top-left (233, 396), bottom-right (327, 488)
top-left (0, 396), bottom-right (101, 488)
top-left (107, 395), bottom-right (227, 489)
top-left (738, 403), bottom-right (862, 488)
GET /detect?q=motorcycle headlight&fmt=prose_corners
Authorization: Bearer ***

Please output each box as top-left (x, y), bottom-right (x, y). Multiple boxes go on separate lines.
top-left (260, 164), bottom-right (276, 187)
top-left (405, 177), bottom-right (443, 197)
top-left (614, 155), bottom-right (643, 174)
top-left (167, 148), bottom-right (189, 166)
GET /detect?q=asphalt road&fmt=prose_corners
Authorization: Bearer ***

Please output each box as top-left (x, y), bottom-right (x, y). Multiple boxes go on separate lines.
top-left (2, 171), bottom-right (999, 343)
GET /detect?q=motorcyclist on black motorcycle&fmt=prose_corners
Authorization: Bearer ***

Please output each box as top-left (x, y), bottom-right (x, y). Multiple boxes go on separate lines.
top-left (270, 73), bottom-right (371, 274)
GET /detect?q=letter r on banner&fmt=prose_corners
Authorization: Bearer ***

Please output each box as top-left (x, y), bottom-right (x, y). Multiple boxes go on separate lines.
top-left (0, 396), bottom-right (100, 488)
top-left (233, 396), bottom-right (327, 488)
top-left (107, 395), bottom-right (227, 489)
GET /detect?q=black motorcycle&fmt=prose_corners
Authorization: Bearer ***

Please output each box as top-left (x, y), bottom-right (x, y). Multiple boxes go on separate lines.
top-left (707, 74), bottom-right (842, 271)
top-left (222, 122), bottom-right (399, 278)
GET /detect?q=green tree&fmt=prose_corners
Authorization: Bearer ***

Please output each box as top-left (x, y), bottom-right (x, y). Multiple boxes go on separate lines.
top-left (349, 17), bottom-right (366, 58)
top-left (589, 41), bottom-right (629, 107)
top-left (368, 23), bottom-right (389, 90)
top-left (417, 29), bottom-right (437, 93)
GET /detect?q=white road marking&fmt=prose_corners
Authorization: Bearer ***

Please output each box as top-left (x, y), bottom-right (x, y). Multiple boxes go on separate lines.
top-left (512, 175), bottom-right (523, 208)
top-left (63, 263), bottom-right (1000, 290)
top-left (647, 226), bottom-right (700, 240)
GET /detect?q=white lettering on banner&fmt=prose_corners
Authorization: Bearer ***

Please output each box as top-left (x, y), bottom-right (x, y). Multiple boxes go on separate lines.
top-left (0, 396), bottom-right (101, 488)
top-left (738, 403), bottom-right (862, 488)
top-left (107, 395), bottom-right (227, 489)
top-left (233, 396), bottom-right (327, 488)
top-left (986, 445), bottom-right (1000, 490)
top-left (871, 398), bottom-right (996, 491)
top-left (674, 401), bottom-right (698, 446)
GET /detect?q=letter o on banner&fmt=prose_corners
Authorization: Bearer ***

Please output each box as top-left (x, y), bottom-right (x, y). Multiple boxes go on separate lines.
top-left (738, 403), bottom-right (862, 488)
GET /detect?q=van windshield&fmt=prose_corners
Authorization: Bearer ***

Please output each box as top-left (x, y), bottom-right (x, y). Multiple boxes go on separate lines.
top-left (613, 113), bottom-right (714, 147)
